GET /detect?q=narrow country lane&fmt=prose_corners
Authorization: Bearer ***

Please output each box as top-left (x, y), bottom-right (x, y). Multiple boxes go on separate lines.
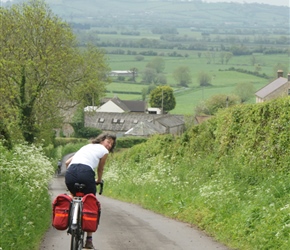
top-left (40, 159), bottom-right (230, 250)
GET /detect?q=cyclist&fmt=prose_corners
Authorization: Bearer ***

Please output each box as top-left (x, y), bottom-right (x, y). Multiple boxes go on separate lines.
top-left (57, 159), bottom-right (62, 175)
top-left (65, 133), bottom-right (116, 249)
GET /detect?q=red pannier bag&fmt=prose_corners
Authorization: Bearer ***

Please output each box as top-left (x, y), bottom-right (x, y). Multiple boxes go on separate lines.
top-left (81, 193), bottom-right (101, 232)
top-left (52, 194), bottom-right (72, 230)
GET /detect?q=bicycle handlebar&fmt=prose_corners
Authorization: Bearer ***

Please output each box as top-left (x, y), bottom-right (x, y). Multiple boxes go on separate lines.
top-left (96, 180), bottom-right (104, 195)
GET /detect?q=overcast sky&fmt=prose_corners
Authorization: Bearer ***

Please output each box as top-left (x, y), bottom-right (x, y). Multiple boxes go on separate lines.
top-left (203, 0), bottom-right (289, 6)
top-left (0, 0), bottom-right (289, 7)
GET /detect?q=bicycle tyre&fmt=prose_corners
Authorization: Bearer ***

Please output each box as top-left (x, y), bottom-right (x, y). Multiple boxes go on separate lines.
top-left (70, 203), bottom-right (82, 250)
top-left (78, 230), bottom-right (84, 250)
top-left (70, 229), bottom-right (78, 250)
top-left (70, 217), bottom-right (84, 249)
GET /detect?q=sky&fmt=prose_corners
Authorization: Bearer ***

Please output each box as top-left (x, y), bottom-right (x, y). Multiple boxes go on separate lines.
top-left (0, 0), bottom-right (289, 7)
top-left (203, 0), bottom-right (289, 6)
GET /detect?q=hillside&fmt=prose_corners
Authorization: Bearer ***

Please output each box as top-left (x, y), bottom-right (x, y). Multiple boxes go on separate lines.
top-left (6, 0), bottom-right (289, 33)
top-left (104, 97), bottom-right (290, 249)
top-left (2, 0), bottom-right (288, 117)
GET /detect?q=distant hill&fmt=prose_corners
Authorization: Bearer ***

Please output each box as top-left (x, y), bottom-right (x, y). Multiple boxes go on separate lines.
top-left (4, 0), bottom-right (289, 34)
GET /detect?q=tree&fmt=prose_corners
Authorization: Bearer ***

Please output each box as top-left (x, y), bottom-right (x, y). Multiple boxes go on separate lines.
top-left (224, 52), bottom-right (233, 64)
top-left (141, 84), bottom-right (156, 101)
top-left (135, 55), bottom-right (144, 61)
top-left (220, 51), bottom-right (233, 64)
top-left (172, 66), bottom-right (192, 87)
top-left (146, 57), bottom-right (165, 74)
top-left (0, 0), bottom-right (110, 144)
top-left (149, 86), bottom-right (176, 112)
top-left (250, 54), bottom-right (257, 66)
top-left (198, 71), bottom-right (212, 87)
top-left (130, 67), bottom-right (138, 82)
top-left (156, 73), bottom-right (167, 85)
top-left (142, 67), bottom-right (157, 84)
top-left (195, 94), bottom-right (240, 115)
top-left (233, 82), bottom-right (255, 103)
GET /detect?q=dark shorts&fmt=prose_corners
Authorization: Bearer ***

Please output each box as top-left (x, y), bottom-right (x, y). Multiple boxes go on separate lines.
top-left (65, 164), bottom-right (96, 195)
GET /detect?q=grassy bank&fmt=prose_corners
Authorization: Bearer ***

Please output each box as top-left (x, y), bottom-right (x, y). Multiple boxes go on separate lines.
top-left (0, 144), bottom-right (54, 250)
top-left (104, 97), bottom-right (290, 249)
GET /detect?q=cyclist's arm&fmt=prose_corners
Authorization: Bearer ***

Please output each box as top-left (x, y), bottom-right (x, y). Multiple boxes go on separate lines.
top-left (65, 156), bottom-right (73, 168)
top-left (96, 154), bottom-right (108, 183)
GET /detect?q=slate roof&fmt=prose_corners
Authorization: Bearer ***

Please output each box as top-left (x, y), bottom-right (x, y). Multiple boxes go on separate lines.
top-left (125, 121), bottom-right (164, 136)
top-left (84, 112), bottom-right (184, 134)
top-left (154, 115), bottom-right (184, 127)
top-left (255, 77), bottom-right (288, 98)
top-left (122, 100), bottom-right (146, 112)
top-left (110, 97), bottom-right (130, 112)
top-left (104, 96), bottom-right (146, 113)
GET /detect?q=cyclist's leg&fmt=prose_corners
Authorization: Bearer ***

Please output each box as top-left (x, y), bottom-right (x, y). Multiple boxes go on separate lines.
top-left (80, 168), bottom-right (96, 249)
top-left (84, 233), bottom-right (94, 249)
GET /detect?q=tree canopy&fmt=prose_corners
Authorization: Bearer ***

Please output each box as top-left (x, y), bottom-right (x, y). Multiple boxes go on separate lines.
top-left (195, 94), bottom-right (240, 115)
top-left (198, 71), bottom-right (212, 87)
top-left (146, 57), bottom-right (165, 74)
top-left (149, 86), bottom-right (176, 112)
top-left (0, 0), bottom-right (110, 145)
top-left (172, 66), bottom-right (192, 87)
top-left (233, 82), bottom-right (255, 103)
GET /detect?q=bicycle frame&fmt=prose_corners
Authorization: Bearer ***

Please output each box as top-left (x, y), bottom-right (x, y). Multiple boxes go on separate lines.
top-left (69, 184), bottom-right (85, 250)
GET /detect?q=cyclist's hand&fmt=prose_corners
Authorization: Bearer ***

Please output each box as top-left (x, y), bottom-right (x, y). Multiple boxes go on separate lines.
top-left (95, 180), bottom-right (104, 185)
top-left (95, 180), bottom-right (104, 195)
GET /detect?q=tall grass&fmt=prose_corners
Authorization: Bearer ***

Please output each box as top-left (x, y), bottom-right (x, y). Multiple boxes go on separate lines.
top-left (0, 143), bottom-right (54, 250)
top-left (104, 97), bottom-right (290, 250)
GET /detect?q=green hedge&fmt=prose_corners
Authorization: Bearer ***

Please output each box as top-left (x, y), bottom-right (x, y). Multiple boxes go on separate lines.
top-left (54, 137), bottom-right (88, 147)
top-left (115, 136), bottom-right (147, 149)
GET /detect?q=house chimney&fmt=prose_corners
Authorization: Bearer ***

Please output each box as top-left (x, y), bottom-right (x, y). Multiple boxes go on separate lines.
top-left (277, 70), bottom-right (283, 78)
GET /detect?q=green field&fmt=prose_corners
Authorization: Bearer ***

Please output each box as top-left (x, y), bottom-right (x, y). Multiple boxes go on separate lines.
top-left (36, 0), bottom-right (289, 116)
top-left (105, 52), bottom-right (288, 114)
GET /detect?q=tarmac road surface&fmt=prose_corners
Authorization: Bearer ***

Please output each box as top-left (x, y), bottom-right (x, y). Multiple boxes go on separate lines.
top-left (40, 162), bottom-right (230, 250)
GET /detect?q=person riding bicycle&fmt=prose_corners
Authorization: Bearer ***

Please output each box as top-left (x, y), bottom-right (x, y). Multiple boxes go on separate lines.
top-left (65, 133), bottom-right (116, 249)
top-left (57, 159), bottom-right (62, 175)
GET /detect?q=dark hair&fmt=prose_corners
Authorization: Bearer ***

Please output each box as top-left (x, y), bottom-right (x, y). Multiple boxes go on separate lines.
top-left (91, 133), bottom-right (117, 152)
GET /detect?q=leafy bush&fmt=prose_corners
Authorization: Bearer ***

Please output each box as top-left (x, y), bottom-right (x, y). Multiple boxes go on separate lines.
top-left (75, 127), bottom-right (102, 139)
top-left (0, 143), bottom-right (54, 249)
top-left (61, 142), bottom-right (88, 157)
top-left (115, 136), bottom-right (147, 149)
top-left (54, 137), bottom-right (88, 147)
top-left (104, 97), bottom-right (290, 250)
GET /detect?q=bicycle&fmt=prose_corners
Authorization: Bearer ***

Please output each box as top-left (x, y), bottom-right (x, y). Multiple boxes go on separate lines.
top-left (68, 181), bottom-right (103, 250)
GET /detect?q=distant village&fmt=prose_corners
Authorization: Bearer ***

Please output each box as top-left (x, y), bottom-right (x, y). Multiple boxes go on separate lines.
top-left (61, 69), bottom-right (290, 138)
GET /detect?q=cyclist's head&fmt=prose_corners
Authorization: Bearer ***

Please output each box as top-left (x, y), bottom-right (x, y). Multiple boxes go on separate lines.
top-left (91, 133), bottom-right (117, 153)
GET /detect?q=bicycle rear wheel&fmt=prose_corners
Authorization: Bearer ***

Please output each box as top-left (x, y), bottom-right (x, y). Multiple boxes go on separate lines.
top-left (70, 229), bottom-right (84, 250)
top-left (70, 229), bottom-right (78, 250)
top-left (70, 213), bottom-right (84, 249)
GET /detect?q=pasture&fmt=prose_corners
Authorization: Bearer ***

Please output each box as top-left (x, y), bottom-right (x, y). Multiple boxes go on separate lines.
top-left (105, 52), bottom-right (288, 114)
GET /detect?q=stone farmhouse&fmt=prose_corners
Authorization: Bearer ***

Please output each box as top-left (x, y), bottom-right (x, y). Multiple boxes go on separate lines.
top-left (84, 97), bottom-right (185, 137)
top-left (255, 70), bottom-right (290, 103)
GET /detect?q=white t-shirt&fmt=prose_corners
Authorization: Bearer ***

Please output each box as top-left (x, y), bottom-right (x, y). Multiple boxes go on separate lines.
top-left (68, 143), bottom-right (109, 170)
